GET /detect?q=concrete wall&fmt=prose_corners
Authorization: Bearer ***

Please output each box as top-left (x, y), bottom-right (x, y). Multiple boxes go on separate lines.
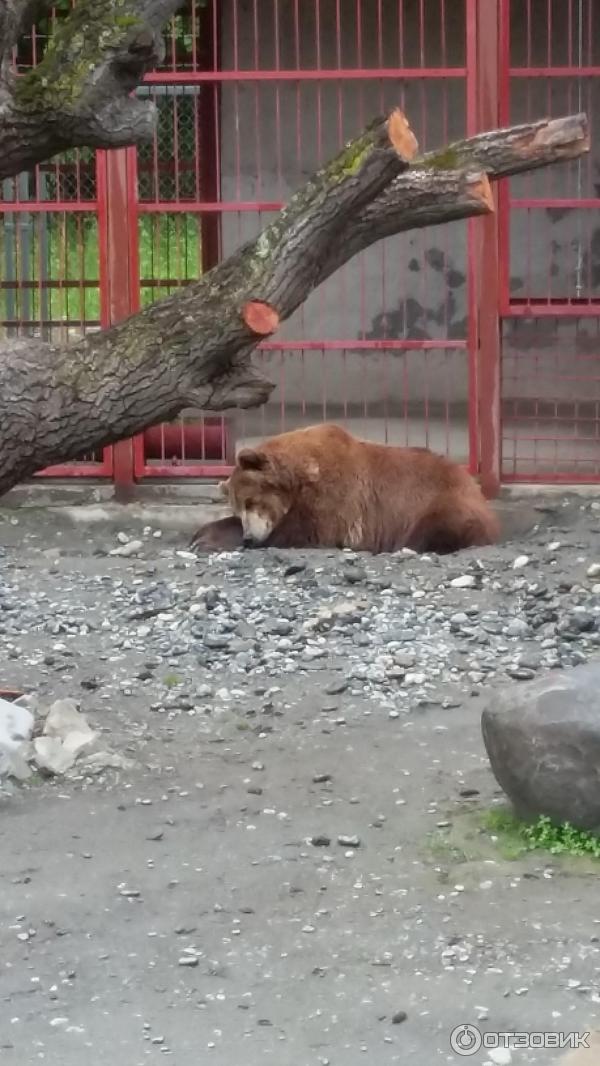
top-left (215, 0), bottom-right (600, 420)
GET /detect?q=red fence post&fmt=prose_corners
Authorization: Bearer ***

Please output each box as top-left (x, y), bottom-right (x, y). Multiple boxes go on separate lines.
top-left (468, 0), bottom-right (502, 497)
top-left (97, 147), bottom-right (139, 501)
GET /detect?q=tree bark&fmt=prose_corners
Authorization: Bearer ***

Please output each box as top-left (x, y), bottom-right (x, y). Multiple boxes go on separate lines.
top-left (0, 0), bottom-right (185, 179)
top-left (0, 111), bottom-right (589, 498)
top-left (0, 108), bottom-right (418, 494)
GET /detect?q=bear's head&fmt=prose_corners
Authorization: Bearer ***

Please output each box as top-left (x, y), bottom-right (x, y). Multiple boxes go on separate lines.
top-left (220, 446), bottom-right (318, 545)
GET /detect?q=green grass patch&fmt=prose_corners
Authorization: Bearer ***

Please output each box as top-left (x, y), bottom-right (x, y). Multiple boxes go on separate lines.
top-left (162, 673), bottom-right (181, 689)
top-left (0, 211), bottom-right (201, 329)
top-left (482, 808), bottom-right (600, 860)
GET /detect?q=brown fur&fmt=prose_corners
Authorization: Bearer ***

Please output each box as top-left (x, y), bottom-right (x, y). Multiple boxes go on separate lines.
top-left (190, 423), bottom-right (499, 554)
top-left (189, 515), bottom-right (244, 552)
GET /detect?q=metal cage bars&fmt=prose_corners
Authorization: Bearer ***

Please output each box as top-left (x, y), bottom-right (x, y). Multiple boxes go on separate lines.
top-left (1, 0), bottom-right (598, 489)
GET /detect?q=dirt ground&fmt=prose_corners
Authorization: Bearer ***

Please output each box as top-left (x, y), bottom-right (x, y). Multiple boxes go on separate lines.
top-left (1, 496), bottom-right (600, 1066)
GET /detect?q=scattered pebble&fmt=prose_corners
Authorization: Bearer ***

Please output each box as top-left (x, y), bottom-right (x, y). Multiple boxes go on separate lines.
top-left (337, 835), bottom-right (361, 848)
top-left (512, 555), bottom-right (529, 569)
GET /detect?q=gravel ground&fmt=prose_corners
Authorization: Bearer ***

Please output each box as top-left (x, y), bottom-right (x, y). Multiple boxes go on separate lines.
top-left (1, 496), bottom-right (600, 1066)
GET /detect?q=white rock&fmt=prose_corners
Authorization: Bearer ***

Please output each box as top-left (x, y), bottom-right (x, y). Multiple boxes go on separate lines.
top-left (587, 563), bottom-right (600, 578)
top-left (404, 672), bottom-right (426, 685)
top-left (33, 736), bottom-right (76, 775)
top-left (512, 555), bottom-right (529, 569)
top-left (29, 700), bottom-right (99, 775)
top-left (0, 698), bottom-right (34, 780)
top-left (0, 697), bottom-right (34, 750)
top-left (116, 531), bottom-right (130, 544)
top-left (450, 575), bottom-right (476, 588)
top-left (488, 1049), bottom-right (512, 1065)
top-left (44, 699), bottom-right (97, 756)
top-left (110, 539), bottom-right (143, 557)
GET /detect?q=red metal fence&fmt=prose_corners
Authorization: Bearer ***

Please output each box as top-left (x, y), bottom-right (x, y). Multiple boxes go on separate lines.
top-left (499, 0), bottom-right (600, 482)
top-left (0, 1), bottom-right (598, 491)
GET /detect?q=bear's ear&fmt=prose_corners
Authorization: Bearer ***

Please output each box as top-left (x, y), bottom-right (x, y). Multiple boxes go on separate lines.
top-left (237, 448), bottom-right (270, 471)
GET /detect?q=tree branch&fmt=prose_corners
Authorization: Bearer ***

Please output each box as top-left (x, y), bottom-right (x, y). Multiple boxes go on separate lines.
top-left (318, 112), bottom-right (590, 283)
top-left (0, 0), bottom-right (185, 179)
top-left (0, 108), bottom-right (418, 494)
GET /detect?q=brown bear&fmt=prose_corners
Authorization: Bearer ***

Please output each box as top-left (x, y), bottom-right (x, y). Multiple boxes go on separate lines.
top-left (190, 423), bottom-right (499, 555)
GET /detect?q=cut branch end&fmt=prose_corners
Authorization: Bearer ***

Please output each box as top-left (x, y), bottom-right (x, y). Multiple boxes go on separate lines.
top-left (387, 108), bottom-right (419, 162)
top-left (242, 300), bottom-right (280, 336)
top-left (467, 172), bottom-right (495, 213)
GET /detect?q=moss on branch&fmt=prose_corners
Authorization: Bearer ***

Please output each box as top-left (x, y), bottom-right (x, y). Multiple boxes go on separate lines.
top-left (414, 146), bottom-right (462, 171)
top-left (13, 0), bottom-right (144, 110)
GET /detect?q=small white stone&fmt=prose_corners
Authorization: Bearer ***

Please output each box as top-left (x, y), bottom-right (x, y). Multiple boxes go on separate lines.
top-left (404, 672), bottom-right (426, 685)
top-left (489, 1049), bottom-right (512, 1065)
top-left (450, 575), bottom-right (476, 588)
top-left (110, 539), bottom-right (143, 558)
top-left (587, 563), bottom-right (600, 578)
top-left (512, 555), bottom-right (529, 569)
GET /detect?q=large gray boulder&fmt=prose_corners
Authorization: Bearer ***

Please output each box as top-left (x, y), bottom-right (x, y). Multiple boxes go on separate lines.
top-left (481, 661), bottom-right (600, 830)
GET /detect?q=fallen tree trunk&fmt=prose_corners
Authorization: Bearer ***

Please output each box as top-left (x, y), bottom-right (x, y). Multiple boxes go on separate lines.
top-left (0, 111), bottom-right (589, 497)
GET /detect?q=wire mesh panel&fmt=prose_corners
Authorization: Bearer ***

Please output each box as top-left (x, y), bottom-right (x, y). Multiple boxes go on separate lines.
top-left (135, 0), bottom-right (475, 477)
top-left (502, 316), bottom-right (600, 480)
top-left (133, 208), bottom-right (233, 477)
top-left (0, 4), bottom-right (111, 478)
top-left (0, 201), bottom-right (111, 475)
top-left (499, 0), bottom-right (600, 481)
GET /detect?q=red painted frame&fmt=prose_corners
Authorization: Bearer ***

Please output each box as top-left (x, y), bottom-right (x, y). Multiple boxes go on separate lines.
top-left (467, 0), bottom-right (502, 496)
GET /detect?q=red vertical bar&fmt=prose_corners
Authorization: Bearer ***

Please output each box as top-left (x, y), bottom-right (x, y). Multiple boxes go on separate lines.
top-left (98, 147), bottom-right (138, 500)
top-left (199, 0), bottom-right (221, 270)
top-left (472, 0), bottom-right (502, 496)
top-left (466, 0), bottom-right (479, 474)
top-left (497, 0), bottom-right (511, 311)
